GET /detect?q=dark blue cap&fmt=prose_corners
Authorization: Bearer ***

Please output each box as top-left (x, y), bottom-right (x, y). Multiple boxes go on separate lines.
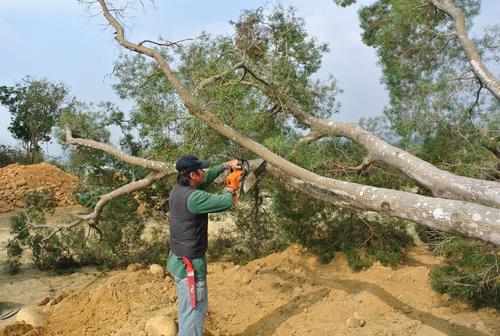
top-left (175, 155), bottom-right (209, 174)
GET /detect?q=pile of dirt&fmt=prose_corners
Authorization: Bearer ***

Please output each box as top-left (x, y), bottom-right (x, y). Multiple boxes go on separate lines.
top-left (0, 163), bottom-right (78, 213)
top-left (2, 245), bottom-right (498, 336)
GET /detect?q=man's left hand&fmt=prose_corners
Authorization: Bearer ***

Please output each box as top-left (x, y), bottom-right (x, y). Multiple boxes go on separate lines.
top-left (225, 159), bottom-right (241, 170)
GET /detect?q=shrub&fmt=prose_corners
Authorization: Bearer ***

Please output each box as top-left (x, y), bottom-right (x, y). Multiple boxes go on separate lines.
top-left (0, 144), bottom-right (30, 167)
top-left (5, 185), bottom-right (168, 273)
top-left (419, 229), bottom-right (499, 309)
top-left (273, 185), bottom-right (413, 269)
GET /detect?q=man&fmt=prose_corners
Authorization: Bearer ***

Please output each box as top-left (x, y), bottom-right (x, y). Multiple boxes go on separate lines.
top-left (167, 154), bottom-right (240, 336)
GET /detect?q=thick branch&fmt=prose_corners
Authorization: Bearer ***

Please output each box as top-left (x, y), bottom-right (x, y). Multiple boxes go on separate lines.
top-left (40, 159), bottom-right (172, 239)
top-left (429, 0), bottom-right (500, 100)
top-left (263, 161), bottom-right (500, 245)
top-left (78, 170), bottom-right (171, 222)
top-left (247, 80), bottom-right (500, 208)
top-left (65, 126), bottom-right (169, 171)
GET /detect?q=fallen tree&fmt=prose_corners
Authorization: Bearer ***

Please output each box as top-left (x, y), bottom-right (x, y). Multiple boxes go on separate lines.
top-left (49, 0), bottom-right (499, 245)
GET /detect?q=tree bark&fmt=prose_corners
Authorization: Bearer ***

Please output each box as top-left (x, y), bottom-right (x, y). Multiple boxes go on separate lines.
top-left (429, 0), bottom-right (500, 100)
top-left (95, 0), bottom-right (500, 245)
top-left (246, 82), bottom-right (500, 208)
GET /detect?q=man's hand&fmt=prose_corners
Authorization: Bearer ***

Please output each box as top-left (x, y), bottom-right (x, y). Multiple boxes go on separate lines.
top-left (223, 186), bottom-right (235, 194)
top-left (224, 159), bottom-right (241, 171)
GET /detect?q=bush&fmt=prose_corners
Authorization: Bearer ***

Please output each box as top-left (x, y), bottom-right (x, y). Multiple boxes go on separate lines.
top-left (0, 144), bottom-right (30, 167)
top-left (419, 229), bottom-right (499, 309)
top-left (5, 185), bottom-right (168, 273)
top-left (273, 185), bottom-right (413, 269)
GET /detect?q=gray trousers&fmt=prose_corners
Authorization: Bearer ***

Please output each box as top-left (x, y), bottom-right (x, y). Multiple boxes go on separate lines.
top-left (175, 276), bottom-right (208, 336)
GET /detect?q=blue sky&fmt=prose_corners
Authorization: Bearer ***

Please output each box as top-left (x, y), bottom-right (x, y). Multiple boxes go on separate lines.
top-left (0, 0), bottom-right (498, 158)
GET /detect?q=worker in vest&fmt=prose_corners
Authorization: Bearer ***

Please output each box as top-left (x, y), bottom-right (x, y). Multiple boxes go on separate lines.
top-left (167, 154), bottom-right (240, 336)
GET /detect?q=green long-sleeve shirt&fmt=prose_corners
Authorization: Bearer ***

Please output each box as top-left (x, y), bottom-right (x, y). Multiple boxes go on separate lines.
top-left (167, 164), bottom-right (232, 280)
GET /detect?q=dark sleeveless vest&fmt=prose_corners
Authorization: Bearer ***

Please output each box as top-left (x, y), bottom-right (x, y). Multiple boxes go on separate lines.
top-left (169, 184), bottom-right (209, 259)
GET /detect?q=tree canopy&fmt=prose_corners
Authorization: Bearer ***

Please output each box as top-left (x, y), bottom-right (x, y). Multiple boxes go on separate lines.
top-left (0, 77), bottom-right (73, 162)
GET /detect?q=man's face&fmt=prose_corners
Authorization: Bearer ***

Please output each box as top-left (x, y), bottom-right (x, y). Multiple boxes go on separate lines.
top-left (189, 169), bottom-right (205, 187)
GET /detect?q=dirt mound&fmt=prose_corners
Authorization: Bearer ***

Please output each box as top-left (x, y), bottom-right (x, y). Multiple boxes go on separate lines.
top-left (0, 163), bottom-right (77, 213)
top-left (2, 246), bottom-right (498, 336)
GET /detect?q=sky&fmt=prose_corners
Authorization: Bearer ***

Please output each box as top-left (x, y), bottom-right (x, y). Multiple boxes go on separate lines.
top-left (0, 0), bottom-right (498, 159)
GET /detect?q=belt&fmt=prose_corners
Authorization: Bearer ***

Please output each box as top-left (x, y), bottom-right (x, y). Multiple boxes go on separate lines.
top-left (180, 257), bottom-right (196, 308)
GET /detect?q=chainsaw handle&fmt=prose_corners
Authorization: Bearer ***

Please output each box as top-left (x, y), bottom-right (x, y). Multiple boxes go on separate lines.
top-left (232, 158), bottom-right (249, 177)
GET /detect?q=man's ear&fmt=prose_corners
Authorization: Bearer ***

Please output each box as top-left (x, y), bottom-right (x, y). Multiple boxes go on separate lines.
top-left (188, 171), bottom-right (197, 180)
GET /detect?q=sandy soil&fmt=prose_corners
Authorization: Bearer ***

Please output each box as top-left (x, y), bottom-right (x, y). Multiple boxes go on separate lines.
top-left (1, 203), bottom-right (498, 336)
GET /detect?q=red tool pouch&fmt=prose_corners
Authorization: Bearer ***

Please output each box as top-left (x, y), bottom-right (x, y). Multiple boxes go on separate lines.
top-left (180, 257), bottom-right (196, 309)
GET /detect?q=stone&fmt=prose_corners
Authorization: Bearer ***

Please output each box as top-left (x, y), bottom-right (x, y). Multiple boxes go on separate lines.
top-left (145, 315), bottom-right (177, 336)
top-left (50, 293), bottom-right (67, 306)
top-left (346, 316), bottom-right (362, 328)
top-left (402, 305), bottom-right (412, 314)
top-left (1, 321), bottom-right (33, 335)
top-left (127, 263), bottom-right (144, 272)
top-left (38, 297), bottom-right (51, 306)
top-left (15, 180), bottom-right (27, 186)
top-left (149, 264), bottom-right (165, 278)
top-left (471, 321), bottom-right (490, 334)
top-left (16, 306), bottom-right (49, 327)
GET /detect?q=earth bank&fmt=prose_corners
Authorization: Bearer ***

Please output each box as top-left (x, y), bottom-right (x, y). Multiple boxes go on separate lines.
top-left (1, 245), bottom-right (498, 336)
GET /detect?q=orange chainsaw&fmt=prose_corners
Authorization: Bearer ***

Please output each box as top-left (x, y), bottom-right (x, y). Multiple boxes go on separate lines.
top-left (225, 159), bottom-right (250, 201)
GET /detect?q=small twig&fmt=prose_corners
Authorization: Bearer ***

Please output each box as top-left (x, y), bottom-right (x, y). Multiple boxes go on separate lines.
top-left (138, 38), bottom-right (192, 48)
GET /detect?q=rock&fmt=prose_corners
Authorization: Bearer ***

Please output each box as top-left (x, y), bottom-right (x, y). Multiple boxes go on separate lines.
top-left (471, 321), bottom-right (490, 334)
top-left (346, 316), bottom-right (362, 328)
top-left (1, 321), bottom-right (33, 335)
top-left (145, 315), bottom-right (177, 336)
top-left (15, 180), bottom-right (26, 186)
top-left (402, 305), bottom-right (412, 314)
top-left (149, 264), bottom-right (165, 278)
top-left (16, 306), bottom-right (49, 327)
top-left (127, 263), bottom-right (144, 272)
top-left (0, 200), bottom-right (11, 212)
top-left (49, 293), bottom-right (67, 306)
top-left (38, 297), bottom-right (51, 306)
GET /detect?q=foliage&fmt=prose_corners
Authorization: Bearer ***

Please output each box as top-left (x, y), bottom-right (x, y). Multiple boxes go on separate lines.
top-left (358, 0), bottom-right (499, 178)
top-left (112, 4), bottom-right (341, 166)
top-left (273, 184), bottom-right (413, 269)
top-left (5, 186), bottom-right (168, 273)
top-left (419, 229), bottom-right (499, 309)
top-left (0, 77), bottom-right (73, 163)
top-left (0, 144), bottom-right (30, 167)
top-left (209, 181), bottom-right (288, 264)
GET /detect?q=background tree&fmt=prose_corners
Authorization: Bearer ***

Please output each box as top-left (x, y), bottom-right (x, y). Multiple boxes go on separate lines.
top-left (358, 0), bottom-right (499, 179)
top-left (0, 77), bottom-right (73, 163)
